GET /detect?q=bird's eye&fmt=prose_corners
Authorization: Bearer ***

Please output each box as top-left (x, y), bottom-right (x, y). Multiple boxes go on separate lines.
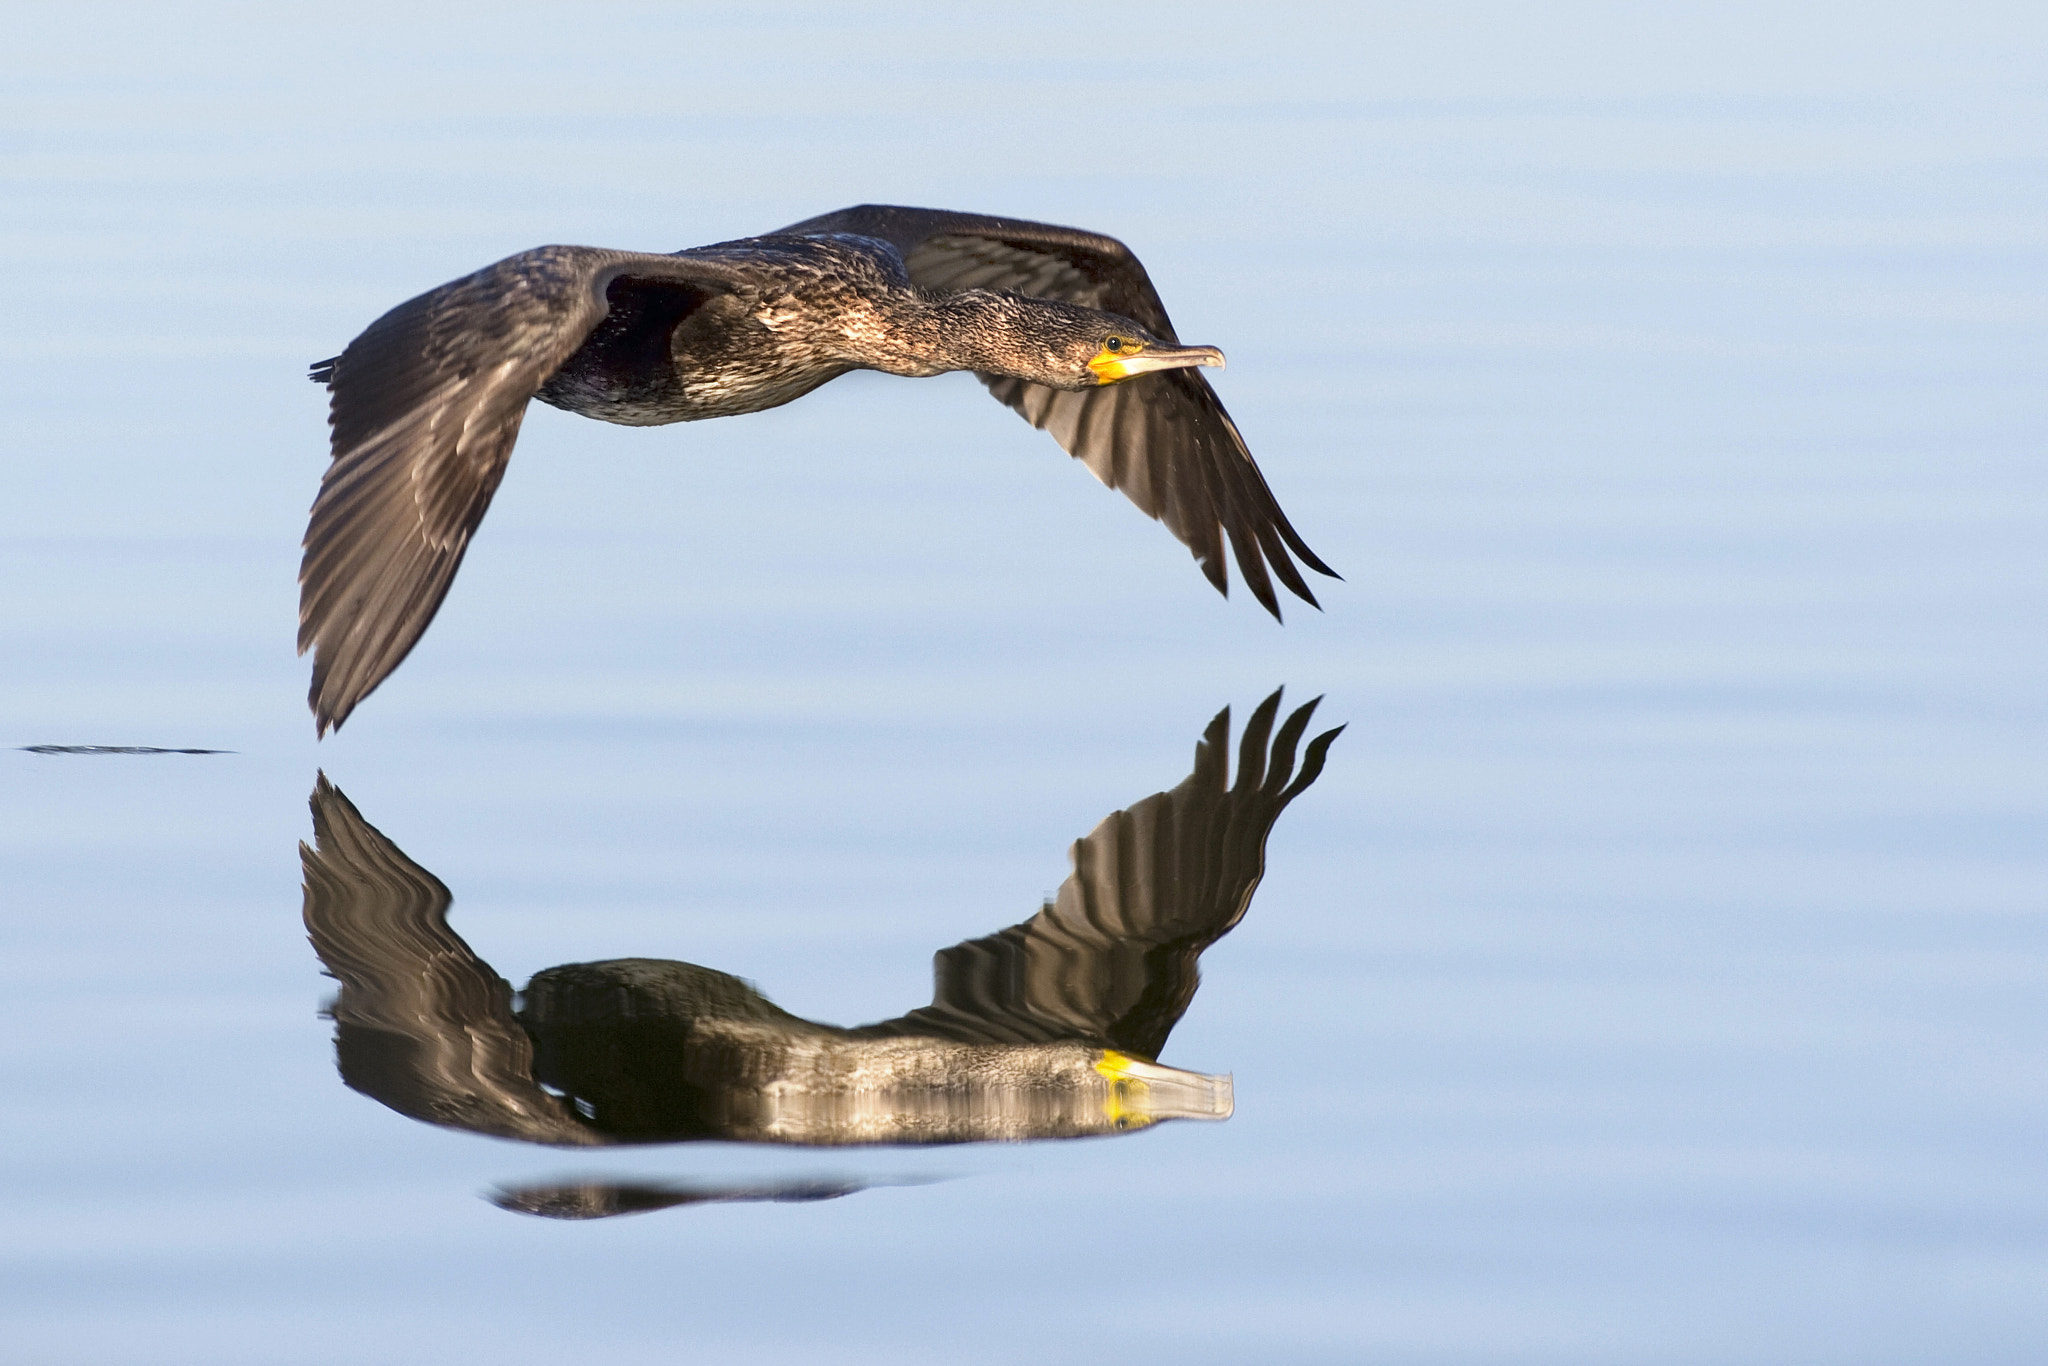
top-left (1106, 336), bottom-right (1125, 352)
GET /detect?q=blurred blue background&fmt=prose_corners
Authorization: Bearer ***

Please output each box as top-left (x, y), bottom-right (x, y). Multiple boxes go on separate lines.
top-left (2, 2), bottom-right (2044, 1361)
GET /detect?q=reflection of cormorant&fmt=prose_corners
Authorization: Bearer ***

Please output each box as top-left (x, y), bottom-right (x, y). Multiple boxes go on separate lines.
top-left (302, 692), bottom-right (1339, 1154)
top-left (300, 206), bottom-right (1338, 734)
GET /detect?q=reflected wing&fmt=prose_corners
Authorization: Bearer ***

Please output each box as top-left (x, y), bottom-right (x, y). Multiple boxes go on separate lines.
top-left (855, 690), bottom-right (1342, 1058)
top-left (775, 205), bottom-right (1338, 616)
top-left (300, 774), bottom-right (599, 1145)
top-left (299, 246), bottom-right (747, 734)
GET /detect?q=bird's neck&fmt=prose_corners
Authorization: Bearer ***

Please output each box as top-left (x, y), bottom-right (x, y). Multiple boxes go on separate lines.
top-left (858, 289), bottom-right (1031, 379)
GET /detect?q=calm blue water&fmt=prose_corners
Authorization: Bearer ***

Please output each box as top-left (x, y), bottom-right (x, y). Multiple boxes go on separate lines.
top-left (4, 4), bottom-right (2046, 1362)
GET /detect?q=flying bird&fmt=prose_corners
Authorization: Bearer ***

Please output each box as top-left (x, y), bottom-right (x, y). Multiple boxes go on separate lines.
top-left (300, 205), bottom-right (1337, 733)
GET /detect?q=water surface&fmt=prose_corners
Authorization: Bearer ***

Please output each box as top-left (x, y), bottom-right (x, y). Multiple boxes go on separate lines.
top-left (3, 4), bottom-right (2045, 1363)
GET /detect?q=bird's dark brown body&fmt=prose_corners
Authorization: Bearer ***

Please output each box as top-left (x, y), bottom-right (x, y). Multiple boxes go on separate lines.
top-left (300, 206), bottom-right (1337, 734)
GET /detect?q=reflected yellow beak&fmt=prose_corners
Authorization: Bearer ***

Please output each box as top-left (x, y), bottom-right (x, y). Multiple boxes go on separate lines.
top-left (1088, 342), bottom-right (1227, 385)
top-left (1094, 1050), bottom-right (1234, 1128)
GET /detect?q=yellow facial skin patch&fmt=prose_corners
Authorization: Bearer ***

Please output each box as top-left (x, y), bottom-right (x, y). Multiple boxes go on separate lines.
top-left (1087, 342), bottom-right (1149, 385)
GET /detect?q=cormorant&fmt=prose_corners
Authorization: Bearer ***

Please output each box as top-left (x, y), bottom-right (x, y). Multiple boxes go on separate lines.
top-left (300, 206), bottom-right (1338, 734)
top-left (299, 692), bottom-right (1341, 1185)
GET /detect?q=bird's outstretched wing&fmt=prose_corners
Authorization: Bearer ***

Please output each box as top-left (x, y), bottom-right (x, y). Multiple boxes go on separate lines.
top-left (853, 690), bottom-right (1342, 1058)
top-left (301, 774), bottom-right (600, 1145)
top-left (775, 205), bottom-right (1338, 617)
top-left (300, 246), bottom-right (750, 735)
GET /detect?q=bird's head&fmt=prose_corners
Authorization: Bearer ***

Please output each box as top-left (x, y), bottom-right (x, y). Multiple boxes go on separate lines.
top-left (1078, 322), bottom-right (1227, 388)
top-left (934, 293), bottom-right (1227, 391)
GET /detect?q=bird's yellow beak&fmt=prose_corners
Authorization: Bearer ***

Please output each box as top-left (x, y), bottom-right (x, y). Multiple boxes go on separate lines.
top-left (1088, 342), bottom-right (1227, 385)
